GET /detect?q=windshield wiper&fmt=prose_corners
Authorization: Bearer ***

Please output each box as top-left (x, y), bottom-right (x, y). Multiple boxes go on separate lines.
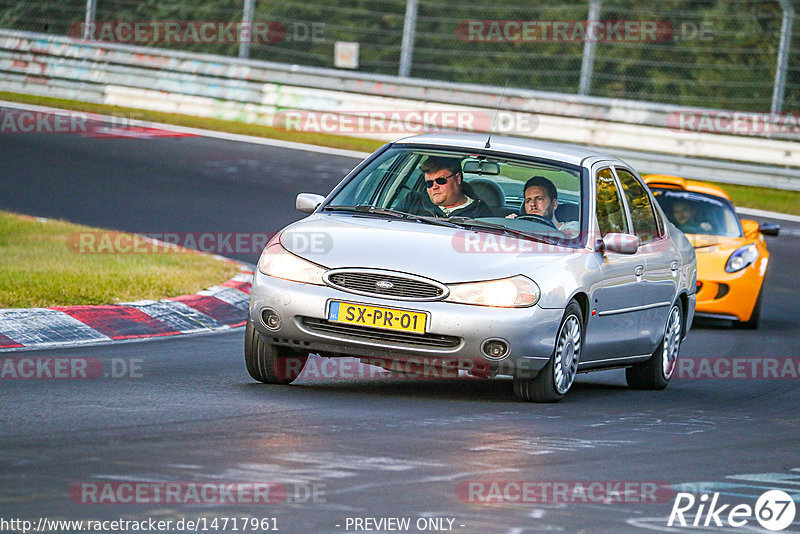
top-left (323, 205), bottom-right (462, 228)
top-left (447, 217), bottom-right (560, 245)
top-left (324, 205), bottom-right (408, 217)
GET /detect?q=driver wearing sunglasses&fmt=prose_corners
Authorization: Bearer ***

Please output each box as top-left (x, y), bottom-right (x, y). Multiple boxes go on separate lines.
top-left (397, 156), bottom-right (493, 218)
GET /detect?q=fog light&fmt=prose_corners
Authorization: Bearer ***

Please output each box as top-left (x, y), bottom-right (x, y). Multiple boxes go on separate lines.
top-left (482, 339), bottom-right (509, 360)
top-left (261, 309), bottom-right (281, 330)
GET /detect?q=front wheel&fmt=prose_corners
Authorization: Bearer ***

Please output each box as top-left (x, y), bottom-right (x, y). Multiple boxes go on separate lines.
top-left (244, 319), bottom-right (308, 384)
top-left (626, 303), bottom-right (682, 390)
top-left (513, 301), bottom-right (583, 402)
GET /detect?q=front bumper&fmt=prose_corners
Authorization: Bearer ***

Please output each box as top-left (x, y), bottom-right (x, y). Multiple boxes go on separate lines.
top-left (695, 257), bottom-right (766, 322)
top-left (249, 270), bottom-right (564, 376)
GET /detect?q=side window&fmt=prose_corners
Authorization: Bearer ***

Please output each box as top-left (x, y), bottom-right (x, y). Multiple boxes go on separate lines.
top-left (595, 168), bottom-right (629, 236)
top-left (615, 168), bottom-right (660, 244)
top-left (376, 153), bottom-right (423, 207)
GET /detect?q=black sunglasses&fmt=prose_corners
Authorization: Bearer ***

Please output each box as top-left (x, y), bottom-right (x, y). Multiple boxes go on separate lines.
top-left (425, 172), bottom-right (458, 188)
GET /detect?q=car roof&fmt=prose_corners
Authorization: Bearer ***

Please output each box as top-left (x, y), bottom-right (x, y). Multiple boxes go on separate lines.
top-left (643, 174), bottom-right (732, 201)
top-left (392, 133), bottom-right (620, 167)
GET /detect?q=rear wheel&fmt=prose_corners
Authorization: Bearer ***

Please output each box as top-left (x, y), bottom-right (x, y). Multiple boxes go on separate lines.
top-left (513, 301), bottom-right (582, 402)
top-left (244, 319), bottom-right (307, 384)
top-left (626, 303), bottom-right (682, 390)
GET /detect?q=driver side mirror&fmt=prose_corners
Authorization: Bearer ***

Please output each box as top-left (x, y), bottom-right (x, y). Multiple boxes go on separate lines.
top-left (296, 193), bottom-right (326, 214)
top-left (598, 233), bottom-right (639, 254)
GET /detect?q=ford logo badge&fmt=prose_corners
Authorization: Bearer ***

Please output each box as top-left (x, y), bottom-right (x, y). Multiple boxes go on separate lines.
top-left (376, 280), bottom-right (394, 290)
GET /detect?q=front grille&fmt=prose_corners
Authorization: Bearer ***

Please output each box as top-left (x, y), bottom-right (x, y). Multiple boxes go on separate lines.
top-left (325, 270), bottom-right (446, 300)
top-left (302, 318), bottom-right (460, 348)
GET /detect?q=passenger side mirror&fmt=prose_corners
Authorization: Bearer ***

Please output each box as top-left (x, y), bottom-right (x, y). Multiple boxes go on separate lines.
top-left (296, 193), bottom-right (326, 214)
top-left (600, 233), bottom-right (639, 254)
top-left (759, 222), bottom-right (780, 236)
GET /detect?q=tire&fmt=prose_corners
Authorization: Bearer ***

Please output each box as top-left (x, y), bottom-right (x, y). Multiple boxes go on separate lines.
top-left (626, 302), bottom-right (682, 390)
top-left (244, 319), bottom-right (308, 384)
top-left (513, 301), bottom-right (583, 403)
top-left (734, 288), bottom-right (762, 330)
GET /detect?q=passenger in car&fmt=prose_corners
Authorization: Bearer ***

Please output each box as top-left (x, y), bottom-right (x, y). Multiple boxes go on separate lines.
top-left (396, 156), bottom-right (494, 218)
top-left (507, 176), bottom-right (579, 234)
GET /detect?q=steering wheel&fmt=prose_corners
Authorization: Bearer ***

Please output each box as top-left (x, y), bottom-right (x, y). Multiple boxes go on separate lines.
top-left (516, 214), bottom-right (558, 229)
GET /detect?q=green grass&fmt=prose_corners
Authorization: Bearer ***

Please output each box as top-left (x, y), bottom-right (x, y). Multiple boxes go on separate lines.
top-left (2, 91), bottom-right (798, 216)
top-left (0, 211), bottom-right (241, 308)
top-left (709, 181), bottom-right (800, 216)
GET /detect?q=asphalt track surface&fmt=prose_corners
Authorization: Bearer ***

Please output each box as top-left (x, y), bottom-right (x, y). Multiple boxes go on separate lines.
top-left (2, 128), bottom-right (800, 533)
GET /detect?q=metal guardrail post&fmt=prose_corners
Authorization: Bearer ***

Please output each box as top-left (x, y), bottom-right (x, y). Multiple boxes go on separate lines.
top-left (771, 0), bottom-right (794, 114)
top-left (399, 0), bottom-right (418, 78)
top-left (578, 0), bottom-right (602, 96)
top-left (83, 0), bottom-right (97, 41)
top-left (239, 0), bottom-right (256, 59)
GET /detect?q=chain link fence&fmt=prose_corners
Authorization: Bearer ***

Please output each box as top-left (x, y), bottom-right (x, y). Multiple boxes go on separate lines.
top-left (2, 0), bottom-right (798, 113)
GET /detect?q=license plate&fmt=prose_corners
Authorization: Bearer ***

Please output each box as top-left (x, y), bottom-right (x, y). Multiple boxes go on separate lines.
top-left (328, 301), bottom-right (427, 334)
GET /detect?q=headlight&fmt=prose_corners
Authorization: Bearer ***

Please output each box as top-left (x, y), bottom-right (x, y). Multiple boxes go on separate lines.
top-left (445, 275), bottom-right (540, 307)
top-left (725, 244), bottom-right (758, 273)
top-left (257, 243), bottom-right (326, 284)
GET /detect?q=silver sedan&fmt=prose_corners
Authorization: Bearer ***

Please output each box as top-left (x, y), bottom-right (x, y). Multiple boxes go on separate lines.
top-left (246, 133), bottom-right (697, 402)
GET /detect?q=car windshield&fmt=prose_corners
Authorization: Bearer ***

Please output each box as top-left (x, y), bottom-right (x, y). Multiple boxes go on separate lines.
top-left (652, 189), bottom-right (742, 237)
top-left (324, 146), bottom-right (583, 245)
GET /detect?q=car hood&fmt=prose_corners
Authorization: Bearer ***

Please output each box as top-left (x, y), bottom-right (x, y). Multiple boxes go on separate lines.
top-left (688, 234), bottom-right (753, 270)
top-left (687, 234), bottom-right (746, 249)
top-left (280, 214), bottom-right (577, 283)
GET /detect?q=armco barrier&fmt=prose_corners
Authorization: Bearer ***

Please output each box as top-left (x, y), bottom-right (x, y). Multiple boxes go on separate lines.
top-left (1, 29), bottom-right (798, 190)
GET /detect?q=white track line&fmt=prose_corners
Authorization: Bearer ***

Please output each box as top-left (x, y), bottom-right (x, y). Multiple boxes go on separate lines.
top-left (3, 100), bottom-right (798, 221)
top-left (0, 99), bottom-right (370, 159)
top-left (735, 207), bottom-right (800, 223)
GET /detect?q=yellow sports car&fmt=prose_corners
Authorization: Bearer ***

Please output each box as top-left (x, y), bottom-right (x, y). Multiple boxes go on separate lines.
top-left (644, 175), bottom-right (779, 329)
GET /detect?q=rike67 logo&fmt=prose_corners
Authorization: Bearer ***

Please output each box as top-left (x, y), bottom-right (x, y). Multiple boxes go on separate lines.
top-left (668, 490), bottom-right (796, 530)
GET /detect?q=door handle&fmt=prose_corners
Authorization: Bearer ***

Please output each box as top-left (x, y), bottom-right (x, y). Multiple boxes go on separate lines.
top-left (671, 260), bottom-right (679, 272)
top-left (634, 265), bottom-right (644, 277)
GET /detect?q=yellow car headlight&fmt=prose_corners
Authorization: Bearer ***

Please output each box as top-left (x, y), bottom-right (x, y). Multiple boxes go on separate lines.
top-left (445, 275), bottom-right (540, 307)
top-left (257, 242), bottom-right (326, 285)
top-left (725, 244), bottom-right (758, 273)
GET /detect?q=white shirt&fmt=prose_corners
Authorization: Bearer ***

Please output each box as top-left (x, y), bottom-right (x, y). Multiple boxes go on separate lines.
top-left (440, 196), bottom-right (474, 216)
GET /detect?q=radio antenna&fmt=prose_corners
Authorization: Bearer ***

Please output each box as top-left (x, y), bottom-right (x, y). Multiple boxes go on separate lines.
top-left (485, 80), bottom-right (509, 149)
